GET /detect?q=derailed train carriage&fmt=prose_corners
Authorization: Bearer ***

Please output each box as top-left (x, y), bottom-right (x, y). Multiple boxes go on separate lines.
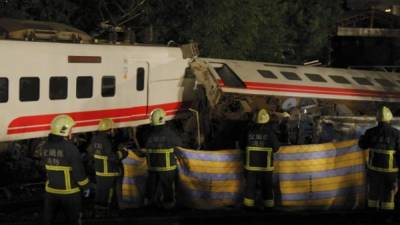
top-left (190, 57), bottom-right (400, 146)
top-left (0, 18), bottom-right (400, 210)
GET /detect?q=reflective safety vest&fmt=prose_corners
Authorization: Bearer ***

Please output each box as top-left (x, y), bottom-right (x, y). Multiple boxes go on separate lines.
top-left (45, 165), bottom-right (89, 194)
top-left (94, 154), bottom-right (121, 177)
top-left (368, 148), bottom-right (399, 173)
top-left (245, 146), bottom-right (274, 172)
top-left (146, 148), bottom-right (176, 172)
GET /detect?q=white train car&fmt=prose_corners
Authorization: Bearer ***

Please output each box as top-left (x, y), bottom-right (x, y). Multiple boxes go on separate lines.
top-left (191, 58), bottom-right (400, 118)
top-left (0, 40), bottom-right (193, 142)
top-left (206, 58), bottom-right (400, 102)
top-left (189, 58), bottom-right (400, 145)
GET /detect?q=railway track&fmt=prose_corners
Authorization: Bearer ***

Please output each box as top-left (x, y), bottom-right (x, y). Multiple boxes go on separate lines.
top-left (1, 206), bottom-right (398, 225)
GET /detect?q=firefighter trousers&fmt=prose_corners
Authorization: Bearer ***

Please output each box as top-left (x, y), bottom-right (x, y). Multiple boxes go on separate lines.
top-left (43, 192), bottom-right (82, 225)
top-left (146, 170), bottom-right (176, 206)
top-left (243, 170), bottom-right (274, 208)
top-left (95, 176), bottom-right (118, 209)
top-left (367, 170), bottom-right (398, 210)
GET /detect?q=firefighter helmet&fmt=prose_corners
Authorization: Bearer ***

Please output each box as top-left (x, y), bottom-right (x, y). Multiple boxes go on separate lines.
top-left (150, 108), bottom-right (166, 126)
top-left (256, 109), bottom-right (270, 124)
top-left (98, 118), bottom-right (113, 131)
top-left (50, 115), bottom-right (75, 136)
top-left (377, 106), bottom-right (393, 122)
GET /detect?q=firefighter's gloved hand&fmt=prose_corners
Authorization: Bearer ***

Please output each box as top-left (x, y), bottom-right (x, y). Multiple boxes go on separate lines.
top-left (83, 188), bottom-right (91, 198)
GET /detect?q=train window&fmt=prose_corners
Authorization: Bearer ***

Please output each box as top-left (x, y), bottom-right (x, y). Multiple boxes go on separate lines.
top-left (137, 68), bottom-right (145, 91)
top-left (50, 77), bottom-right (68, 100)
top-left (0, 78), bottom-right (8, 103)
top-left (375, 78), bottom-right (397, 87)
top-left (353, 77), bottom-right (373, 86)
top-left (76, 76), bottom-right (93, 98)
top-left (281, 72), bottom-right (302, 81)
top-left (329, 75), bottom-right (351, 84)
top-left (102, 76), bottom-right (115, 97)
top-left (20, 77), bottom-right (39, 102)
top-left (305, 73), bottom-right (326, 82)
top-left (257, 70), bottom-right (277, 79)
top-left (213, 64), bottom-right (245, 88)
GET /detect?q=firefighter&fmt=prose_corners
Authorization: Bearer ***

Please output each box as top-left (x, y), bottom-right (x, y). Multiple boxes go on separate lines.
top-left (359, 106), bottom-right (400, 211)
top-left (42, 115), bottom-right (90, 225)
top-left (243, 109), bottom-right (280, 209)
top-left (144, 108), bottom-right (181, 209)
top-left (88, 118), bottom-right (128, 217)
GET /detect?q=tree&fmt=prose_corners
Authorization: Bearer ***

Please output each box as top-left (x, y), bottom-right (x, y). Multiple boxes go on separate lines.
top-left (284, 0), bottom-right (344, 63)
top-left (0, 0), bottom-right (344, 64)
top-left (251, 0), bottom-right (290, 63)
top-left (0, 0), bottom-right (79, 23)
top-left (185, 0), bottom-right (262, 60)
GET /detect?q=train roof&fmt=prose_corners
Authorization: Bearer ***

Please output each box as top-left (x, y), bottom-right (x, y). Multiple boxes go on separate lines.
top-left (0, 18), bottom-right (92, 42)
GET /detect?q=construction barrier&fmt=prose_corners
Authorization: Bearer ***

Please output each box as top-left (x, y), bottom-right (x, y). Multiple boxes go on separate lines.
top-left (121, 139), bottom-right (367, 210)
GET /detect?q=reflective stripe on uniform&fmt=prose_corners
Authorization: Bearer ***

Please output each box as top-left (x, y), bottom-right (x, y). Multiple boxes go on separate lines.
top-left (368, 200), bottom-right (379, 208)
top-left (146, 148), bottom-right (176, 171)
top-left (264, 199), bottom-right (274, 208)
top-left (96, 171), bottom-right (120, 176)
top-left (45, 184), bottom-right (80, 194)
top-left (78, 178), bottom-right (89, 186)
top-left (45, 165), bottom-right (81, 194)
top-left (148, 165), bottom-right (177, 172)
top-left (94, 154), bottom-right (120, 177)
top-left (243, 198), bottom-right (255, 207)
top-left (381, 202), bottom-right (395, 210)
top-left (368, 149), bottom-right (398, 173)
top-left (147, 148), bottom-right (174, 154)
top-left (245, 146), bottom-right (274, 172)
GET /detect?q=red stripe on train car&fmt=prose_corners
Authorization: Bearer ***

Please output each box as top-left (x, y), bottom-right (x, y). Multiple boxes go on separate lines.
top-left (8, 125), bottom-right (51, 135)
top-left (9, 102), bottom-right (182, 128)
top-left (7, 102), bottom-right (183, 135)
top-left (244, 82), bottom-right (400, 98)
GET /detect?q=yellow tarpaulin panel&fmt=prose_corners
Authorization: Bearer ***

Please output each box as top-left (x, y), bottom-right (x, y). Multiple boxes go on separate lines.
top-left (121, 139), bottom-right (367, 210)
top-left (120, 151), bottom-right (148, 208)
top-left (175, 147), bottom-right (242, 209)
top-left (275, 139), bottom-right (367, 209)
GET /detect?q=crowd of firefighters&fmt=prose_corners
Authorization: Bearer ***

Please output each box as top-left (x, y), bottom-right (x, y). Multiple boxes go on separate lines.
top-left (39, 105), bottom-right (400, 225)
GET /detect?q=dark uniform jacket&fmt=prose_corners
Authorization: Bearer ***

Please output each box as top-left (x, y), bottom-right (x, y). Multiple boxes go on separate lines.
top-left (144, 125), bottom-right (181, 171)
top-left (88, 132), bottom-right (128, 177)
top-left (278, 119), bottom-right (290, 145)
top-left (359, 122), bottom-right (400, 172)
top-left (244, 123), bottom-right (280, 172)
top-left (41, 134), bottom-right (89, 194)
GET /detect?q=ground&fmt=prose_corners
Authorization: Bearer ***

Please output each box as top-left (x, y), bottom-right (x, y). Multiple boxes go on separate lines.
top-left (2, 199), bottom-right (400, 225)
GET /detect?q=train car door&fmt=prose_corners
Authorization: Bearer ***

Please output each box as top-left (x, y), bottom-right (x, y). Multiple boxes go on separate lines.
top-left (125, 60), bottom-right (149, 123)
top-left (128, 60), bottom-right (149, 116)
top-left (127, 60), bottom-right (149, 103)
